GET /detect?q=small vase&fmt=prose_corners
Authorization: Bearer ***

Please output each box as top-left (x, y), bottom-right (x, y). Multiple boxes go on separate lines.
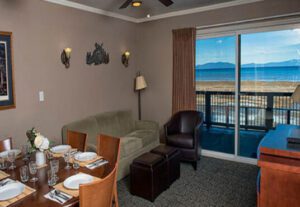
top-left (35, 151), bottom-right (46, 166)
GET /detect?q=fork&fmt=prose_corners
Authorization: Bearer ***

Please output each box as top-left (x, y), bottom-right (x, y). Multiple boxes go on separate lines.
top-left (49, 191), bottom-right (64, 204)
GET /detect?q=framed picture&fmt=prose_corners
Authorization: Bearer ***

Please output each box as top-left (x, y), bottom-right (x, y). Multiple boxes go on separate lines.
top-left (0, 32), bottom-right (15, 110)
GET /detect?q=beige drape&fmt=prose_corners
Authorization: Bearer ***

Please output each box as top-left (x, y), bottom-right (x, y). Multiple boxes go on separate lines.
top-left (172, 27), bottom-right (196, 114)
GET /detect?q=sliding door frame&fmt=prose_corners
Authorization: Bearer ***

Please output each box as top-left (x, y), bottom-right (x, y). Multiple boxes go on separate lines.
top-left (197, 15), bottom-right (300, 165)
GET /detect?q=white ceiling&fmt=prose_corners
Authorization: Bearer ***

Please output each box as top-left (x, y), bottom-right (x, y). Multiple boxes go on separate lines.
top-left (45, 0), bottom-right (263, 23)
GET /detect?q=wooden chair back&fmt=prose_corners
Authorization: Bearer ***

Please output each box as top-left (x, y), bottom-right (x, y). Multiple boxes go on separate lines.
top-left (0, 137), bottom-right (12, 152)
top-left (79, 166), bottom-right (116, 207)
top-left (97, 134), bottom-right (121, 174)
top-left (97, 134), bottom-right (121, 207)
top-left (66, 130), bottom-right (87, 152)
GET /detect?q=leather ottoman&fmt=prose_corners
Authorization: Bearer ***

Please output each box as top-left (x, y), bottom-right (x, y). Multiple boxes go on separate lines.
top-left (130, 152), bottom-right (168, 202)
top-left (151, 145), bottom-right (181, 187)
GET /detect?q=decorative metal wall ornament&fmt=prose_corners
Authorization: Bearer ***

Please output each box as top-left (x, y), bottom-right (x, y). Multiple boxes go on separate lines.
top-left (86, 43), bottom-right (109, 65)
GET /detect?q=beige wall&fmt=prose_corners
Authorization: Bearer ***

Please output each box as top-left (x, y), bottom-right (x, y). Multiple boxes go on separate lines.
top-left (1, 0), bottom-right (300, 147)
top-left (136, 0), bottom-right (300, 127)
top-left (0, 0), bottom-right (138, 147)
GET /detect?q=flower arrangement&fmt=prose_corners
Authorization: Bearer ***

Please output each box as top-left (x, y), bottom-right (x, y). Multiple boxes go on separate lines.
top-left (26, 128), bottom-right (50, 152)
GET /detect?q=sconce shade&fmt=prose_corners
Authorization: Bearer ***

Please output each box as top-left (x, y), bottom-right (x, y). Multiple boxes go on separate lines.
top-left (292, 85), bottom-right (300, 104)
top-left (64, 48), bottom-right (72, 58)
top-left (135, 75), bottom-right (147, 91)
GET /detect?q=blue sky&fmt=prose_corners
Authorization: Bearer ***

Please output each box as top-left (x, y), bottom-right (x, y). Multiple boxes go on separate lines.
top-left (196, 29), bottom-right (300, 65)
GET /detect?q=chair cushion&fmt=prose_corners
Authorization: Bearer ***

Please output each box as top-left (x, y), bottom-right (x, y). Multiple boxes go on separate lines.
top-left (120, 137), bottom-right (143, 157)
top-left (126, 130), bottom-right (157, 147)
top-left (167, 133), bottom-right (194, 149)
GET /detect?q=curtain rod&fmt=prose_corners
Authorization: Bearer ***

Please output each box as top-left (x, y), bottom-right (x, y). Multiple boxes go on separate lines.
top-left (196, 12), bottom-right (300, 30)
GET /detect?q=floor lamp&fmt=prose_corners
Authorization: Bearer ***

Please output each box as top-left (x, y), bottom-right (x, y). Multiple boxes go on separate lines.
top-left (135, 73), bottom-right (147, 120)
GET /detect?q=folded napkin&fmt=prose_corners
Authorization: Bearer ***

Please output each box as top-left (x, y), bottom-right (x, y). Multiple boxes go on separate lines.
top-left (86, 159), bottom-right (108, 170)
top-left (44, 189), bottom-right (72, 204)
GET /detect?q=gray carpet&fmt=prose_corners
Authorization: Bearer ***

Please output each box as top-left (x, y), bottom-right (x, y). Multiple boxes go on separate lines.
top-left (118, 156), bottom-right (258, 207)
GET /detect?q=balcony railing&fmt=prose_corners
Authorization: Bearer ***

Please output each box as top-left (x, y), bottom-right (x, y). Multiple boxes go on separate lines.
top-left (196, 91), bottom-right (300, 131)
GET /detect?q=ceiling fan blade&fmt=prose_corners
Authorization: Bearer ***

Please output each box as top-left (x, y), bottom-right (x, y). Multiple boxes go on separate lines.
top-left (119, 0), bottom-right (133, 9)
top-left (158, 0), bottom-right (173, 7)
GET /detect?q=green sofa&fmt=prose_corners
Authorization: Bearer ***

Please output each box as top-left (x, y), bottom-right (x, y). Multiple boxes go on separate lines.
top-left (62, 110), bottom-right (160, 180)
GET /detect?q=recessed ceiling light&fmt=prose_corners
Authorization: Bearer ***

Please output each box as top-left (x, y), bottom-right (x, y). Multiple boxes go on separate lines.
top-left (132, 1), bottom-right (142, 7)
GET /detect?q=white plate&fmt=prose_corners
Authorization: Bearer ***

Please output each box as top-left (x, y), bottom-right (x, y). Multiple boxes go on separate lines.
top-left (0, 149), bottom-right (21, 158)
top-left (63, 173), bottom-right (94, 190)
top-left (74, 152), bottom-right (97, 162)
top-left (0, 182), bottom-right (25, 201)
top-left (50, 145), bottom-right (71, 154)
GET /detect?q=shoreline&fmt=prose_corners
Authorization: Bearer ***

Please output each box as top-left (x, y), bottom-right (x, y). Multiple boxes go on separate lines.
top-left (196, 81), bottom-right (299, 92)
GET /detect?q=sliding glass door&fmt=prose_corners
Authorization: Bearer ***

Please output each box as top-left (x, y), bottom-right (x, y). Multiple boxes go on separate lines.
top-left (196, 26), bottom-right (300, 160)
top-left (239, 29), bottom-right (300, 158)
top-left (196, 35), bottom-right (236, 155)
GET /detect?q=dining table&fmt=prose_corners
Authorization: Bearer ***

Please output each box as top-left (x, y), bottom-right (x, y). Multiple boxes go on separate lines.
top-left (0, 153), bottom-right (108, 207)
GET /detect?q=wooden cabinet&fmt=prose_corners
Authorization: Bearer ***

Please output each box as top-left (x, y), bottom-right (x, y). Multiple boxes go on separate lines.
top-left (258, 124), bottom-right (300, 207)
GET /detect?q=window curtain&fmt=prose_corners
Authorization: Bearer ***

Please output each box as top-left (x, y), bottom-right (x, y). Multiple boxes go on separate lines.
top-left (172, 27), bottom-right (196, 114)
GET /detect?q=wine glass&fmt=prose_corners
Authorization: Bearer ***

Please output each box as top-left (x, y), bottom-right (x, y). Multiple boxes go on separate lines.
top-left (29, 161), bottom-right (38, 182)
top-left (64, 152), bottom-right (71, 170)
top-left (7, 151), bottom-right (16, 170)
top-left (50, 159), bottom-right (59, 181)
top-left (0, 156), bottom-right (7, 170)
top-left (46, 150), bottom-right (53, 160)
top-left (21, 145), bottom-right (30, 161)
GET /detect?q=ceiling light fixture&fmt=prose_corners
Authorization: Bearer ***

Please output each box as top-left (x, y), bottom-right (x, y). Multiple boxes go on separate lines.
top-left (132, 1), bottom-right (142, 7)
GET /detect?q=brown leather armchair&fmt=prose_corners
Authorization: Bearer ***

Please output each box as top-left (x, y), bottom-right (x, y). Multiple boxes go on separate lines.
top-left (164, 110), bottom-right (204, 170)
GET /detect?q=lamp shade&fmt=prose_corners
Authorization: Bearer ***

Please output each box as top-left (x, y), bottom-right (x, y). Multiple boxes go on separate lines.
top-left (292, 85), bottom-right (300, 104)
top-left (135, 75), bottom-right (147, 91)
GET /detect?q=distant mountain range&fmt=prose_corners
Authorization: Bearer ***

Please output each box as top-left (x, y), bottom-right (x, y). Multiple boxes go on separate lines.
top-left (196, 59), bottom-right (300, 69)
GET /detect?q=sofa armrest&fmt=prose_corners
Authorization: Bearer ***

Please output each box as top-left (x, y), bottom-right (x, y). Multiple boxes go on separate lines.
top-left (135, 120), bottom-right (159, 131)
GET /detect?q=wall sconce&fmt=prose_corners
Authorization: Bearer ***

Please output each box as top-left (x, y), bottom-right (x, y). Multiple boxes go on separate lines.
top-left (61, 48), bottom-right (72, 68)
top-left (122, 51), bottom-right (130, 67)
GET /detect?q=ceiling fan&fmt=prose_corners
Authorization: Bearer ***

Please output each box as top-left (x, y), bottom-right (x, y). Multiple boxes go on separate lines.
top-left (119, 0), bottom-right (174, 9)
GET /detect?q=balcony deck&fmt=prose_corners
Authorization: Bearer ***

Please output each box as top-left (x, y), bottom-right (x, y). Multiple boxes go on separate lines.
top-left (197, 90), bottom-right (300, 158)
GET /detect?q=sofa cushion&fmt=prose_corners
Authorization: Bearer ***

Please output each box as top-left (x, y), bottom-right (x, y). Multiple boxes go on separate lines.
top-left (126, 130), bottom-right (157, 147)
top-left (120, 137), bottom-right (143, 157)
top-left (167, 133), bottom-right (194, 149)
top-left (62, 116), bottom-right (99, 146)
top-left (94, 110), bottom-right (134, 137)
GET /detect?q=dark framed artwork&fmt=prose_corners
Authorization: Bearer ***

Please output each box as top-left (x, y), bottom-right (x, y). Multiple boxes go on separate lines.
top-left (0, 32), bottom-right (15, 110)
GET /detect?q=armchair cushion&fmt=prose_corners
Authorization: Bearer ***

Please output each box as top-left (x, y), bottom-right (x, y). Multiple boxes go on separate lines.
top-left (167, 133), bottom-right (194, 149)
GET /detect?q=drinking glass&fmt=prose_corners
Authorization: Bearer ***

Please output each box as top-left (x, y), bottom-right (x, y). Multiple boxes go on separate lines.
top-left (29, 161), bottom-right (38, 182)
top-left (21, 145), bottom-right (30, 161)
top-left (50, 159), bottom-right (59, 181)
top-left (0, 156), bottom-right (7, 170)
top-left (47, 170), bottom-right (56, 186)
top-left (20, 165), bottom-right (29, 182)
top-left (7, 151), bottom-right (16, 170)
top-left (63, 152), bottom-right (71, 170)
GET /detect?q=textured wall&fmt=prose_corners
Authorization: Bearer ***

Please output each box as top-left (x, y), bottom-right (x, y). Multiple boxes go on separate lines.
top-left (136, 0), bottom-right (300, 127)
top-left (0, 0), bottom-right (138, 147)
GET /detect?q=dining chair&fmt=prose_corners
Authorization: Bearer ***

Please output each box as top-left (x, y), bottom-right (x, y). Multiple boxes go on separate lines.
top-left (0, 137), bottom-right (12, 152)
top-left (66, 130), bottom-right (87, 152)
top-left (97, 134), bottom-right (120, 207)
top-left (79, 166), bottom-right (117, 207)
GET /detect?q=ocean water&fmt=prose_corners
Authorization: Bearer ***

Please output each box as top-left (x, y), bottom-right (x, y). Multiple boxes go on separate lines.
top-left (196, 66), bottom-right (300, 82)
